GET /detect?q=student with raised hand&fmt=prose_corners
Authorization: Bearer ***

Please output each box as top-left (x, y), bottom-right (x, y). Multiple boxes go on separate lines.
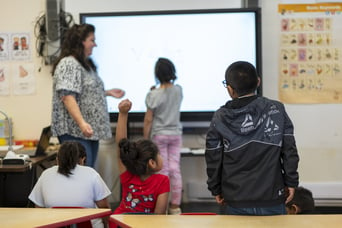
top-left (113, 99), bottom-right (170, 215)
top-left (29, 141), bottom-right (111, 228)
top-left (205, 61), bottom-right (299, 216)
top-left (143, 57), bottom-right (183, 214)
top-left (286, 186), bottom-right (315, 214)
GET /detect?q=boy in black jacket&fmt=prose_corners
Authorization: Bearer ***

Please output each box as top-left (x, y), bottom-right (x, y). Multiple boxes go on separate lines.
top-left (205, 61), bottom-right (299, 215)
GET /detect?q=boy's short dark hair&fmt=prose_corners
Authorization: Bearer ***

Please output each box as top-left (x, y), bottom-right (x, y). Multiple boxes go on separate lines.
top-left (225, 61), bottom-right (259, 96)
top-left (287, 186), bottom-right (315, 214)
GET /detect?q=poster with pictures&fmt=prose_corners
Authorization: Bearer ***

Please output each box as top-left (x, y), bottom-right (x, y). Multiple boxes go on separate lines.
top-left (0, 33), bottom-right (9, 61)
top-left (10, 33), bottom-right (31, 61)
top-left (278, 3), bottom-right (342, 103)
top-left (11, 63), bottom-right (36, 95)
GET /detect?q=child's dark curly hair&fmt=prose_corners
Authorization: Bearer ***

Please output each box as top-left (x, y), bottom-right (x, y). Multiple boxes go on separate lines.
top-left (119, 138), bottom-right (159, 176)
top-left (154, 57), bottom-right (177, 84)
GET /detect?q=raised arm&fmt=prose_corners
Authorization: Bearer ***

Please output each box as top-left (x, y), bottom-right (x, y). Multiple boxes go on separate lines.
top-left (116, 99), bottom-right (132, 174)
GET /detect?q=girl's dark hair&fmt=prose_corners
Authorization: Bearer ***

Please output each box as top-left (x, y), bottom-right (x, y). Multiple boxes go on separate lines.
top-left (52, 23), bottom-right (97, 75)
top-left (119, 138), bottom-right (159, 176)
top-left (154, 57), bottom-right (177, 84)
top-left (225, 61), bottom-right (259, 96)
top-left (57, 141), bottom-right (85, 177)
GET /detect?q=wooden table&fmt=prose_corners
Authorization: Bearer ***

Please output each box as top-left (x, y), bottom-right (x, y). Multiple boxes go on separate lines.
top-left (110, 214), bottom-right (342, 228)
top-left (0, 208), bottom-right (112, 228)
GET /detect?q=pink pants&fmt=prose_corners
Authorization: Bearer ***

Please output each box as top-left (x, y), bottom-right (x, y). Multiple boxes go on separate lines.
top-left (153, 135), bottom-right (182, 205)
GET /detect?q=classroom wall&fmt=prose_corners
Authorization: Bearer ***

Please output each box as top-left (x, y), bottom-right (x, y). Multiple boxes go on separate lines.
top-left (1, 0), bottom-right (52, 140)
top-left (260, 0), bottom-right (342, 185)
top-left (1, 0), bottom-right (342, 202)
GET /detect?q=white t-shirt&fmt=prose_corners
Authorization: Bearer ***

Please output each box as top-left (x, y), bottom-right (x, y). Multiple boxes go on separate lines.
top-left (29, 165), bottom-right (111, 228)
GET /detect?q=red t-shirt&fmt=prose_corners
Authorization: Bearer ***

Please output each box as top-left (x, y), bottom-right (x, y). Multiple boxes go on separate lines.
top-left (113, 171), bottom-right (170, 214)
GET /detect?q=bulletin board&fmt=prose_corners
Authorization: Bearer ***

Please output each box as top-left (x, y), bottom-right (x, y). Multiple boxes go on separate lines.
top-left (278, 3), bottom-right (342, 103)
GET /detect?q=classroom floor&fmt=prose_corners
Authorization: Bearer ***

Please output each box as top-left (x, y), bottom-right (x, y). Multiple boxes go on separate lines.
top-left (110, 202), bottom-right (342, 214)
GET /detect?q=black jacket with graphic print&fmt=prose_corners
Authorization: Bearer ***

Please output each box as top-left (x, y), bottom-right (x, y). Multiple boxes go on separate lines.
top-left (205, 95), bottom-right (299, 208)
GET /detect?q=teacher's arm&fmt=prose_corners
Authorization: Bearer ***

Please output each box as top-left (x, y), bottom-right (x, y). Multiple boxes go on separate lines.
top-left (62, 95), bottom-right (93, 138)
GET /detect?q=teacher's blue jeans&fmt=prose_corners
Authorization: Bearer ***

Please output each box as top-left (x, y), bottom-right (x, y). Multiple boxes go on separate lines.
top-left (58, 134), bottom-right (99, 168)
top-left (225, 204), bottom-right (286, 215)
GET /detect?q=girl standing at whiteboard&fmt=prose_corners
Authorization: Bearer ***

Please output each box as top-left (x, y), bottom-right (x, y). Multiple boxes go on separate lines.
top-left (143, 58), bottom-right (183, 214)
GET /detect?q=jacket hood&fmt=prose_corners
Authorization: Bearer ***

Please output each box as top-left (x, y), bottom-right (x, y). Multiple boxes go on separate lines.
top-left (214, 96), bottom-right (272, 136)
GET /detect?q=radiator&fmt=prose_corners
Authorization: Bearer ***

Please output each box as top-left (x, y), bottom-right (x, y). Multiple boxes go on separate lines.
top-left (302, 182), bottom-right (342, 206)
top-left (187, 181), bottom-right (342, 206)
top-left (187, 181), bottom-right (214, 202)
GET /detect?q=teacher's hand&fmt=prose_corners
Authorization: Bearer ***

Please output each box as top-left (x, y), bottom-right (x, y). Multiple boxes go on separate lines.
top-left (106, 88), bottom-right (125, 98)
top-left (80, 122), bottom-right (94, 138)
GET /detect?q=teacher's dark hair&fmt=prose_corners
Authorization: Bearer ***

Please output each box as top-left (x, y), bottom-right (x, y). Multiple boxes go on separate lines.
top-left (52, 23), bottom-right (97, 75)
top-left (57, 141), bottom-right (85, 177)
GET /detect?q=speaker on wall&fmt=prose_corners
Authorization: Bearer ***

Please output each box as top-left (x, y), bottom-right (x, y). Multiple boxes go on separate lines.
top-left (46, 0), bottom-right (64, 41)
top-left (44, 0), bottom-right (65, 64)
top-left (242, 0), bottom-right (259, 8)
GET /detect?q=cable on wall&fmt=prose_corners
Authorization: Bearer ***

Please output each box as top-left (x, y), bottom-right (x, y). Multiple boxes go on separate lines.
top-left (34, 10), bottom-right (74, 66)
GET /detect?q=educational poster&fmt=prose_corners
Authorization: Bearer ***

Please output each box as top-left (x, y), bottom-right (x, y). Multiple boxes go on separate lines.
top-left (11, 63), bottom-right (36, 95)
top-left (10, 33), bottom-right (31, 61)
top-left (0, 64), bottom-right (10, 96)
top-left (278, 3), bottom-right (342, 103)
top-left (0, 33), bottom-right (9, 61)
top-left (0, 32), bottom-right (35, 96)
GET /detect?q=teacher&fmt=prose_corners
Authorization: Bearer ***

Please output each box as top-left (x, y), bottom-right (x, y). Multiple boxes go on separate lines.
top-left (51, 23), bottom-right (124, 167)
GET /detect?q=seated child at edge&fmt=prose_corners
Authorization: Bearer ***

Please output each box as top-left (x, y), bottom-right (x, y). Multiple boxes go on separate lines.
top-left (28, 141), bottom-right (111, 228)
top-left (112, 99), bottom-right (170, 214)
top-left (286, 186), bottom-right (315, 214)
